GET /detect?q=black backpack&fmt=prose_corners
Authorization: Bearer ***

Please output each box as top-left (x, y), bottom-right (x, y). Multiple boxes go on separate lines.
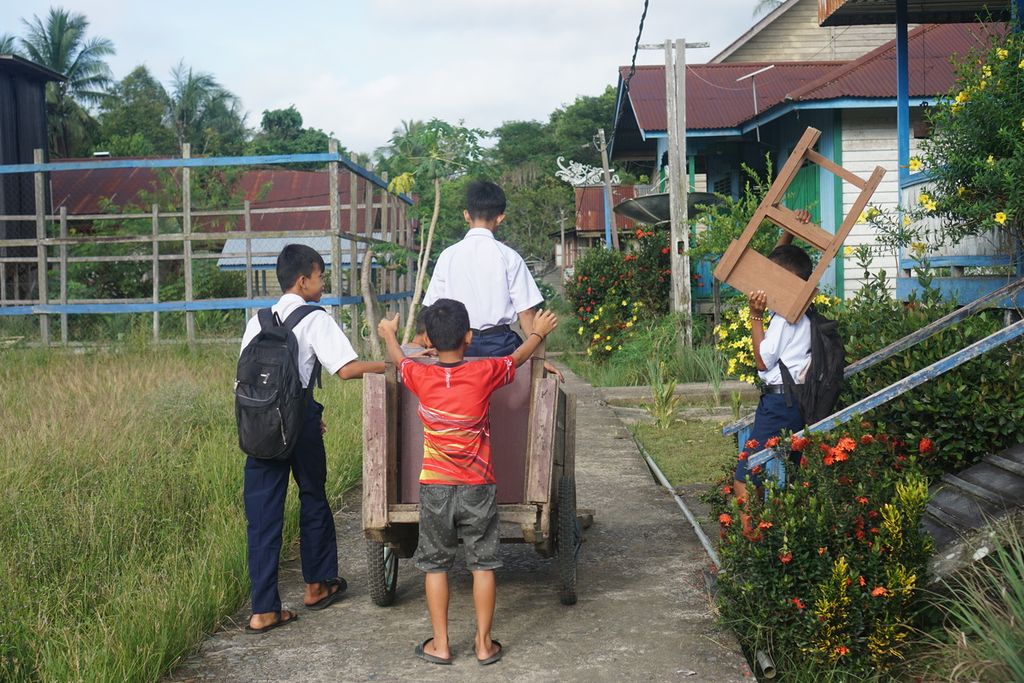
top-left (779, 306), bottom-right (845, 426)
top-left (235, 305), bottom-right (323, 460)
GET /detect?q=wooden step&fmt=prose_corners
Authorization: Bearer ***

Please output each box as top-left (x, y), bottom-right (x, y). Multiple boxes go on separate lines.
top-left (941, 473), bottom-right (1014, 508)
top-left (987, 453), bottom-right (1024, 477)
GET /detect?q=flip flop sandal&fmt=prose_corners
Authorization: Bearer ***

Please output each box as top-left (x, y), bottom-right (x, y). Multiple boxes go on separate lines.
top-left (306, 578), bottom-right (348, 611)
top-left (245, 610), bottom-right (298, 635)
top-left (415, 638), bottom-right (452, 665)
top-left (478, 640), bottom-right (503, 666)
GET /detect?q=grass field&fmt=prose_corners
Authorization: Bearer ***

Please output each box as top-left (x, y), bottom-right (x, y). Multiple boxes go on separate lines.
top-left (0, 344), bottom-right (363, 682)
top-left (632, 420), bottom-right (737, 486)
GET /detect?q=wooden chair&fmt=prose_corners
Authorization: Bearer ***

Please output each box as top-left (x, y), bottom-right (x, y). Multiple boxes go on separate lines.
top-left (712, 127), bottom-right (886, 323)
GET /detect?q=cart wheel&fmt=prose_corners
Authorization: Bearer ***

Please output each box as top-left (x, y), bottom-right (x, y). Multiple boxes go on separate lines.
top-left (557, 475), bottom-right (580, 605)
top-left (366, 540), bottom-right (399, 606)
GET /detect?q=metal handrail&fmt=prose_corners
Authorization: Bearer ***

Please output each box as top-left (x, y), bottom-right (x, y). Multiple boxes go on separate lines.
top-left (723, 276), bottom-right (1024, 436)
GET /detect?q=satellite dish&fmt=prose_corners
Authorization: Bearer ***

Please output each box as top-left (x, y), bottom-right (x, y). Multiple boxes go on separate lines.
top-left (612, 191), bottom-right (725, 225)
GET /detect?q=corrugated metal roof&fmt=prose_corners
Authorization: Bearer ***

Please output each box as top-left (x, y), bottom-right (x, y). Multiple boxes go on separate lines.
top-left (217, 234), bottom-right (383, 270)
top-left (620, 62), bottom-right (841, 132)
top-left (48, 165), bottom-right (404, 233)
top-left (790, 23), bottom-right (1002, 100)
top-left (574, 185), bottom-right (637, 231)
top-left (820, 0), bottom-right (1014, 26)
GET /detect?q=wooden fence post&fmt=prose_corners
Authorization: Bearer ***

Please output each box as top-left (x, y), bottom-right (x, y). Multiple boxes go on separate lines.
top-left (329, 140), bottom-right (342, 324)
top-left (151, 204), bottom-right (160, 343)
top-left (380, 175), bottom-right (392, 317)
top-left (348, 164), bottom-right (360, 353)
top-left (59, 206), bottom-right (68, 344)
top-left (182, 143), bottom-right (195, 344)
top-left (33, 148), bottom-right (49, 346)
top-left (243, 199), bottom-right (253, 322)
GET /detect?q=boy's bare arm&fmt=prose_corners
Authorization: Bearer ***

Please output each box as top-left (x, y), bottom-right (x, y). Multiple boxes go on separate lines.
top-left (376, 314), bottom-right (407, 367)
top-left (337, 359), bottom-right (385, 379)
top-left (748, 290), bottom-right (768, 371)
top-left (774, 209), bottom-right (811, 248)
top-left (517, 307), bottom-right (536, 335)
top-left (511, 309), bottom-right (557, 368)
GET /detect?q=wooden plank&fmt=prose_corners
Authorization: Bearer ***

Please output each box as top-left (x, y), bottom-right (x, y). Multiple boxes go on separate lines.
top-left (387, 503), bottom-right (539, 526)
top-left (941, 473), bottom-right (1013, 508)
top-left (182, 144), bottom-right (195, 344)
top-left (328, 140), bottom-right (342, 326)
top-left (764, 205), bottom-right (834, 250)
top-left (806, 149), bottom-right (867, 189)
top-left (525, 378), bottom-right (558, 504)
top-left (152, 204), bottom-right (161, 343)
top-left (58, 206), bottom-right (68, 345)
top-left (362, 372), bottom-right (389, 530)
top-left (924, 504), bottom-right (968, 532)
top-left (385, 362), bottom-right (398, 509)
top-left (986, 453), bottom-right (1024, 478)
top-left (348, 168), bottom-right (360, 349)
top-left (33, 149), bottom-right (49, 346)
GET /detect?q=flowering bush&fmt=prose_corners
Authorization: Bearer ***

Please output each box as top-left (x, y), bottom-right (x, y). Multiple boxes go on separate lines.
top-left (564, 228), bottom-right (669, 360)
top-left (709, 425), bottom-right (934, 678)
top-left (917, 29), bottom-right (1023, 245)
top-left (714, 293), bottom-right (840, 385)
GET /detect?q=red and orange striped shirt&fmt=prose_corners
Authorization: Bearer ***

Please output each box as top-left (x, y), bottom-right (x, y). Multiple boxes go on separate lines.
top-left (400, 357), bottom-right (515, 485)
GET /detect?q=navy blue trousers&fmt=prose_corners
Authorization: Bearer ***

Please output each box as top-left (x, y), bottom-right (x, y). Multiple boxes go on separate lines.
top-left (466, 329), bottom-right (521, 358)
top-left (244, 397), bottom-right (338, 614)
top-left (734, 392), bottom-right (805, 488)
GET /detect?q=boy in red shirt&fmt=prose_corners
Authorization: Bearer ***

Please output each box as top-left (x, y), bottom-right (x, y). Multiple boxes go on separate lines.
top-left (378, 298), bottom-right (557, 666)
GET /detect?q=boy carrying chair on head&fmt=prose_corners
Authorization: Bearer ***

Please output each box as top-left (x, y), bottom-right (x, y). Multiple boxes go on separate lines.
top-left (378, 299), bottom-right (558, 666)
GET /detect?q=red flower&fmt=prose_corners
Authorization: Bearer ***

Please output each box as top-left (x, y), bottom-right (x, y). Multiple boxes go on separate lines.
top-left (745, 439), bottom-right (760, 449)
top-left (751, 465), bottom-right (763, 476)
top-left (834, 449), bottom-right (849, 463)
top-left (836, 437), bottom-right (857, 453)
top-left (721, 485), bottom-right (732, 496)
top-left (737, 451), bottom-right (749, 461)
top-left (858, 575), bottom-right (866, 587)
top-left (799, 456), bottom-right (808, 467)
top-left (860, 434), bottom-right (875, 445)
top-left (802, 481), bottom-right (810, 488)
top-left (817, 546), bottom-right (826, 555)
top-left (736, 497), bottom-right (746, 506)
top-left (790, 435), bottom-right (810, 451)
top-left (855, 529), bottom-right (865, 540)
top-left (719, 513), bottom-right (733, 527)
top-left (661, 247), bottom-right (670, 254)
top-left (779, 551), bottom-right (793, 564)
top-left (835, 646), bottom-right (850, 657)
top-left (919, 438), bottom-right (934, 454)
top-left (822, 449), bottom-right (836, 466)
top-left (791, 597), bottom-right (805, 610)
top-left (766, 436), bottom-right (780, 448)
top-left (871, 586), bottom-right (888, 597)
top-left (758, 520), bottom-right (773, 530)
top-left (856, 496), bottom-right (869, 505)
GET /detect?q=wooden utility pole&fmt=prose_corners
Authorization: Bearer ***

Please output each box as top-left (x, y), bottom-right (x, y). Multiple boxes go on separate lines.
top-left (597, 128), bottom-right (620, 251)
top-left (558, 207), bottom-right (567, 285)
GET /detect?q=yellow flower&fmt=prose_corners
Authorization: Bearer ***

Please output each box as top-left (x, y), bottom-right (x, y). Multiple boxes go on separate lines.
top-left (957, 185), bottom-right (966, 196)
top-left (1019, 59), bottom-right (1024, 69)
top-left (617, 345), bottom-right (622, 350)
top-left (908, 157), bottom-right (922, 172)
top-left (857, 211), bottom-right (867, 224)
top-left (924, 200), bottom-right (937, 212)
top-left (605, 335), bottom-right (611, 341)
top-left (620, 300), bottom-right (627, 306)
top-left (997, 48), bottom-right (1008, 59)
top-left (995, 212), bottom-right (1007, 225)
top-left (604, 344), bottom-right (612, 351)
top-left (955, 90), bottom-right (969, 104)
top-left (917, 193), bottom-right (930, 205)
top-left (978, 79), bottom-right (987, 90)
top-left (843, 245), bottom-right (854, 257)
top-left (982, 65), bottom-right (992, 78)
top-left (987, 154), bottom-right (995, 165)
top-left (910, 241), bottom-right (928, 258)
top-left (577, 326), bottom-right (584, 336)
top-left (625, 321), bottom-right (634, 328)
top-left (716, 327), bottom-right (727, 340)
top-left (903, 215), bottom-right (911, 227)
top-left (1020, 119), bottom-right (1024, 131)
top-left (586, 348), bottom-right (592, 356)
top-left (593, 332), bottom-right (601, 340)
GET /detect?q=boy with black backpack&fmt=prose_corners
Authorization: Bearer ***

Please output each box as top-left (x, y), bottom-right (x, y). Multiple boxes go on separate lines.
top-left (236, 244), bottom-right (383, 634)
top-left (732, 215), bottom-right (845, 505)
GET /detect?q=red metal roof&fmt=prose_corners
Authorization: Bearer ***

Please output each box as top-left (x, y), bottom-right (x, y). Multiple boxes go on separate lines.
top-left (619, 23), bottom-right (993, 133)
top-left (620, 62), bottom-right (841, 132)
top-left (49, 166), bottom-right (399, 232)
top-left (574, 185), bottom-right (637, 232)
top-left (790, 23), bottom-right (1002, 100)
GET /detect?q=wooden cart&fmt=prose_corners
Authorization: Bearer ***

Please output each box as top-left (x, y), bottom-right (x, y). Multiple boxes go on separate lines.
top-left (362, 358), bottom-right (579, 606)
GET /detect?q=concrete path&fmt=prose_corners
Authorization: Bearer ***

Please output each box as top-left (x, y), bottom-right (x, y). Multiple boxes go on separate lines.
top-left (168, 366), bottom-right (751, 683)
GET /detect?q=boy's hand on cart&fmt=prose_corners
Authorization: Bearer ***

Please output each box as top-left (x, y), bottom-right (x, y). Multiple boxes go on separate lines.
top-left (407, 347), bottom-right (438, 358)
top-left (378, 313), bottom-right (399, 339)
top-left (532, 309), bottom-right (558, 338)
top-left (543, 360), bottom-right (565, 383)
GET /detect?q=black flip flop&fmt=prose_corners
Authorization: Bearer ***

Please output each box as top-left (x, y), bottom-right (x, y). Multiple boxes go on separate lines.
top-left (245, 610), bottom-right (298, 635)
top-left (478, 640), bottom-right (503, 666)
top-left (415, 638), bottom-right (452, 665)
top-left (306, 578), bottom-right (347, 611)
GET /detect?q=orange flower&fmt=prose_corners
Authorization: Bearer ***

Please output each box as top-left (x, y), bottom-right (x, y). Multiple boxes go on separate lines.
top-left (719, 513), bottom-right (733, 527)
top-left (818, 547), bottom-right (826, 555)
top-left (779, 551), bottom-right (792, 564)
top-left (791, 597), bottom-right (805, 610)
top-left (856, 496), bottom-right (869, 505)
top-left (766, 436), bottom-right (780, 448)
top-left (860, 434), bottom-right (875, 445)
top-left (871, 586), bottom-right (888, 597)
top-left (858, 575), bottom-right (866, 586)
top-left (745, 439), bottom-right (760, 449)
top-left (790, 435), bottom-right (810, 451)
top-left (751, 465), bottom-right (763, 476)
top-left (836, 437), bottom-right (857, 453)
top-left (721, 485), bottom-right (732, 495)
top-left (758, 520), bottom-right (773, 530)
top-left (737, 451), bottom-right (749, 461)
top-left (799, 455), bottom-right (808, 467)
top-left (919, 438), bottom-right (934, 454)
top-left (802, 481), bottom-right (810, 488)
top-left (834, 449), bottom-right (849, 463)
top-left (835, 646), bottom-right (850, 656)
top-left (822, 447), bottom-right (835, 466)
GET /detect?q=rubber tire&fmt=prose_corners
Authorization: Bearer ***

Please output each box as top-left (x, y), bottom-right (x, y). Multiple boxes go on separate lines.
top-left (366, 540), bottom-right (398, 606)
top-left (556, 475), bottom-right (579, 605)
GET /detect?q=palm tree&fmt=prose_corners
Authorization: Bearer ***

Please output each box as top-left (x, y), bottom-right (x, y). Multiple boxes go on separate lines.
top-left (0, 33), bottom-right (19, 55)
top-left (167, 60), bottom-right (241, 153)
top-left (20, 8), bottom-right (114, 157)
top-left (753, 0), bottom-right (785, 17)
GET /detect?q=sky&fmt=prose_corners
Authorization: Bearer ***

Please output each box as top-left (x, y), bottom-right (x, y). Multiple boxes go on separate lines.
top-left (2, 1), bottom-right (766, 155)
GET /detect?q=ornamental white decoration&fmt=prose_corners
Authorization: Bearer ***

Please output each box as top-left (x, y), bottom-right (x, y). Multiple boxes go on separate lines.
top-left (555, 156), bottom-right (620, 186)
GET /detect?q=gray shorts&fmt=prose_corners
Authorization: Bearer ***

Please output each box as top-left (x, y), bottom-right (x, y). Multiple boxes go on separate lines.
top-left (415, 484), bottom-right (502, 573)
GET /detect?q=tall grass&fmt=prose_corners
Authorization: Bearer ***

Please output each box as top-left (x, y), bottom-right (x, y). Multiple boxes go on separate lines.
top-left (0, 344), bottom-right (363, 682)
top-left (914, 519), bottom-right (1024, 682)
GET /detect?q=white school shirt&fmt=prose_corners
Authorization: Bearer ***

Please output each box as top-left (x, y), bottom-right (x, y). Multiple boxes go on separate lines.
top-left (423, 227), bottom-right (543, 330)
top-left (240, 293), bottom-right (358, 388)
top-left (757, 313), bottom-right (812, 386)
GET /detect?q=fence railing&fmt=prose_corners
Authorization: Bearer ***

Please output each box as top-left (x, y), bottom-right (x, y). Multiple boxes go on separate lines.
top-left (0, 141), bottom-right (416, 349)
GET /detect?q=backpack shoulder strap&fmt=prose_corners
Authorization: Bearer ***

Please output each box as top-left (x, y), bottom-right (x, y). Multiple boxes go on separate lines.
top-left (256, 307), bottom-right (275, 331)
top-left (283, 304), bottom-right (325, 331)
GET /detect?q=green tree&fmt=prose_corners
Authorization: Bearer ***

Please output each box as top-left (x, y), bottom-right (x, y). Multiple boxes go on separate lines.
top-left (19, 7), bottom-right (115, 157)
top-left (0, 33), bottom-right (18, 54)
top-left (248, 106), bottom-right (336, 159)
top-left (548, 85), bottom-right (617, 168)
top-left (168, 60), bottom-right (244, 155)
top-left (502, 177), bottom-right (573, 264)
top-left (95, 66), bottom-right (176, 156)
top-left (491, 119), bottom-right (554, 168)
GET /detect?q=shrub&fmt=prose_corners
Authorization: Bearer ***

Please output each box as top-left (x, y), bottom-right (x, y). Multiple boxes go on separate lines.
top-left (709, 425), bottom-right (934, 679)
